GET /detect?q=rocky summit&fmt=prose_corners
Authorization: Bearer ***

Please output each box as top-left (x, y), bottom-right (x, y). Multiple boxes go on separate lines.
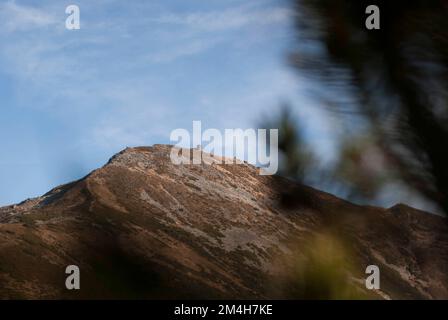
top-left (0, 145), bottom-right (447, 299)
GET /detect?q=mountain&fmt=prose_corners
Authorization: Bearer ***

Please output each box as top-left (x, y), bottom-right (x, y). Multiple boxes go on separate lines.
top-left (0, 144), bottom-right (447, 299)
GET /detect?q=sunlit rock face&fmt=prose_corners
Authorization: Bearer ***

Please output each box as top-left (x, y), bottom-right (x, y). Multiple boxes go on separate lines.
top-left (0, 145), bottom-right (447, 299)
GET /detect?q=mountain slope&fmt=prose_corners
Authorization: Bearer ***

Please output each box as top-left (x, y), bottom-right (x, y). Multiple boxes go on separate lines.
top-left (0, 145), bottom-right (447, 299)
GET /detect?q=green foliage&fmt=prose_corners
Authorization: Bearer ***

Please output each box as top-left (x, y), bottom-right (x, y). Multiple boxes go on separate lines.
top-left (278, 232), bottom-right (371, 299)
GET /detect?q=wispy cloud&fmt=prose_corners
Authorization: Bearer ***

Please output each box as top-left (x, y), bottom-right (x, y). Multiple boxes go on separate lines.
top-left (0, 0), bottom-right (57, 32)
top-left (147, 38), bottom-right (222, 63)
top-left (154, 5), bottom-right (293, 32)
top-left (146, 4), bottom-right (293, 63)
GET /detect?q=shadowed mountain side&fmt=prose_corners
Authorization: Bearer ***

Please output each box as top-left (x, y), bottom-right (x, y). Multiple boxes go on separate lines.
top-left (0, 145), bottom-right (447, 299)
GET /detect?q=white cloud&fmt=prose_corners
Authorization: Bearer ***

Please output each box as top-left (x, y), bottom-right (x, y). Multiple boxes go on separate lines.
top-left (147, 38), bottom-right (221, 63)
top-left (146, 4), bottom-right (292, 64)
top-left (0, 0), bottom-right (57, 32)
top-left (154, 5), bottom-right (293, 32)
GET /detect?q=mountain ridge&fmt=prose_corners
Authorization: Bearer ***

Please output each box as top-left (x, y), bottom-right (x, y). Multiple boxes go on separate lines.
top-left (0, 144), bottom-right (447, 299)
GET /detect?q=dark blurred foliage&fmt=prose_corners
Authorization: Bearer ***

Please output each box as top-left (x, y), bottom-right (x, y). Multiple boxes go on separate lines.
top-left (263, 105), bottom-right (390, 206)
top-left (282, 0), bottom-right (448, 214)
top-left (263, 105), bottom-right (314, 181)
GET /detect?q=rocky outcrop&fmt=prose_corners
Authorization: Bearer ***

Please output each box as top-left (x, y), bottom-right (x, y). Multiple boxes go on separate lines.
top-left (0, 145), bottom-right (447, 299)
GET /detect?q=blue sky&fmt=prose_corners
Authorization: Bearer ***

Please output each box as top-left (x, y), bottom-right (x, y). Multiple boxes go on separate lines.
top-left (0, 0), bottom-right (338, 205)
